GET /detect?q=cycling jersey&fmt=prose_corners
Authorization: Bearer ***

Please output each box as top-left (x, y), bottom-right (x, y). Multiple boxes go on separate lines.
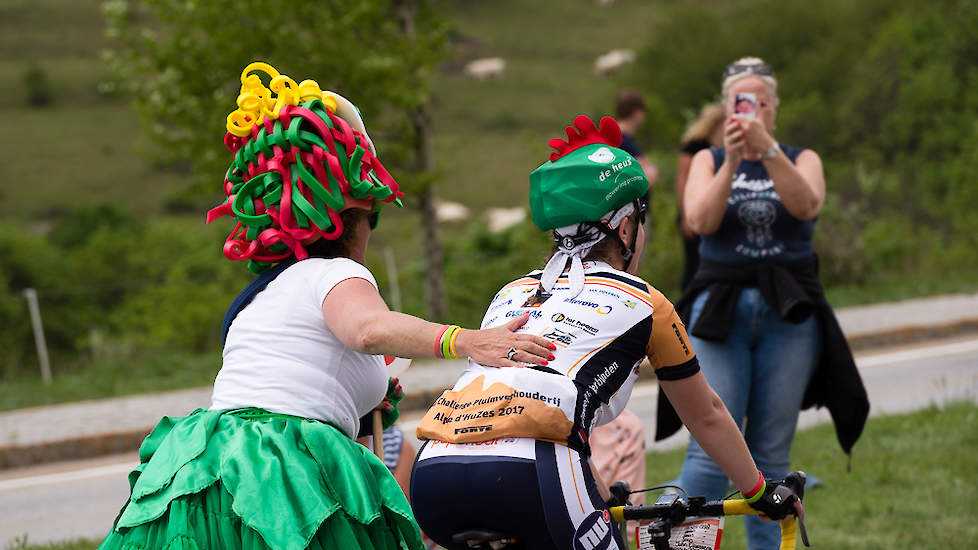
top-left (416, 261), bottom-right (698, 455)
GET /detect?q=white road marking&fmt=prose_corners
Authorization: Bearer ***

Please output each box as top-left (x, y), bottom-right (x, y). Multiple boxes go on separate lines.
top-left (855, 338), bottom-right (978, 368)
top-left (0, 461), bottom-right (135, 492)
top-left (3, 338), bottom-right (975, 493)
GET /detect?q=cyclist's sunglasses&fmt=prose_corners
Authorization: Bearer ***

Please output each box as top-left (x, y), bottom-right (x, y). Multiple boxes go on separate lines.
top-left (636, 196), bottom-right (649, 226)
top-left (723, 61), bottom-right (775, 80)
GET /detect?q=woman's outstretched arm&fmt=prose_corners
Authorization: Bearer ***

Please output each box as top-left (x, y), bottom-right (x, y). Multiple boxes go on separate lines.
top-left (322, 277), bottom-right (554, 367)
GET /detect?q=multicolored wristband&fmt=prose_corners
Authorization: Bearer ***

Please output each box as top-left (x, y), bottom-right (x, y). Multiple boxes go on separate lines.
top-left (743, 470), bottom-right (766, 504)
top-left (438, 325), bottom-right (462, 360)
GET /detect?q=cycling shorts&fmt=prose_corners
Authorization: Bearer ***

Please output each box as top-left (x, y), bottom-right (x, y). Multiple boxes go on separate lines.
top-left (410, 438), bottom-right (624, 550)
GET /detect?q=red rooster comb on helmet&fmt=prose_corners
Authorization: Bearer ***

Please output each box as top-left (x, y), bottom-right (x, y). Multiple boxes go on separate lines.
top-left (547, 115), bottom-right (623, 162)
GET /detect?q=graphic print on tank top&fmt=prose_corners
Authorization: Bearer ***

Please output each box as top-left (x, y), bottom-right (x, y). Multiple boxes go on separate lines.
top-left (700, 145), bottom-right (816, 265)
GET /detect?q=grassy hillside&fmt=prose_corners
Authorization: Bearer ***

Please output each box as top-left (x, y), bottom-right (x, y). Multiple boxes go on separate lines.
top-left (0, 0), bottom-right (679, 300)
top-left (1, 0), bottom-right (663, 220)
top-left (0, 0), bottom-right (185, 220)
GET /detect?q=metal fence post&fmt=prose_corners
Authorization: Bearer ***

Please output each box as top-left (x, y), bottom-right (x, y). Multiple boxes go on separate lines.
top-left (23, 288), bottom-right (52, 384)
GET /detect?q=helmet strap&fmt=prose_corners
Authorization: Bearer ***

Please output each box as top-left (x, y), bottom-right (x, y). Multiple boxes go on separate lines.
top-left (584, 199), bottom-right (643, 270)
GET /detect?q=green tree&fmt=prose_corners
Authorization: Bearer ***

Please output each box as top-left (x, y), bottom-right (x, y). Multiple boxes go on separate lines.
top-left (101, 0), bottom-right (451, 316)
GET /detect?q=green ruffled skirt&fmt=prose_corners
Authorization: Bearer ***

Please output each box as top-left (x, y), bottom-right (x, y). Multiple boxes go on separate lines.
top-left (99, 408), bottom-right (423, 550)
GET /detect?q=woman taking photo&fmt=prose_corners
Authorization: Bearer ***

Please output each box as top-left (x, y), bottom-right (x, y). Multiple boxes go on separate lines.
top-left (662, 57), bottom-right (868, 550)
top-left (97, 62), bottom-right (554, 550)
top-left (410, 115), bottom-right (803, 550)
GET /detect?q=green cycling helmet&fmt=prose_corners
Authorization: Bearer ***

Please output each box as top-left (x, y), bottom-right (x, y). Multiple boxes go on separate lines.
top-left (530, 115), bottom-right (649, 231)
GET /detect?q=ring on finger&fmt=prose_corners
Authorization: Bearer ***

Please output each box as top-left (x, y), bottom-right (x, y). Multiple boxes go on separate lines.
top-left (506, 347), bottom-right (518, 361)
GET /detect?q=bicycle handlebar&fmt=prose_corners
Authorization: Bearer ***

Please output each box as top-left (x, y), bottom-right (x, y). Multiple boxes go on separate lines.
top-left (609, 497), bottom-right (799, 550)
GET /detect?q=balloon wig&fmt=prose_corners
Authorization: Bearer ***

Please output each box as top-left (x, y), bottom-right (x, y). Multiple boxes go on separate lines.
top-left (207, 62), bottom-right (403, 273)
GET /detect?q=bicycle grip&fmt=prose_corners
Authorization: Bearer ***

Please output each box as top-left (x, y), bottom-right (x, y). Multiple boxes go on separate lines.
top-left (723, 499), bottom-right (796, 550)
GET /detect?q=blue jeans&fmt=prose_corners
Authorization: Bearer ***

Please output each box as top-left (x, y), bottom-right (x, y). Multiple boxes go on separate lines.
top-left (677, 287), bottom-right (819, 550)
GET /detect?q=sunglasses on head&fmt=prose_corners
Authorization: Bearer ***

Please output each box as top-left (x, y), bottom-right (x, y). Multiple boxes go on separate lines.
top-left (723, 61), bottom-right (774, 80)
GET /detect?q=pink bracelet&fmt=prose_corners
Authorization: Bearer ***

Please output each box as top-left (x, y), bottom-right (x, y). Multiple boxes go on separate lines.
top-left (433, 326), bottom-right (450, 358)
top-left (743, 470), bottom-right (765, 501)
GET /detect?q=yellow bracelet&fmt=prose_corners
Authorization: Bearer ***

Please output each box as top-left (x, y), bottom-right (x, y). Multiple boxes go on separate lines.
top-left (440, 325), bottom-right (460, 360)
top-left (448, 328), bottom-right (464, 359)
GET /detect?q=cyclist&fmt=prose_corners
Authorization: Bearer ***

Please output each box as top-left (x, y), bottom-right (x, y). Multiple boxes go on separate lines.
top-left (410, 115), bottom-right (802, 549)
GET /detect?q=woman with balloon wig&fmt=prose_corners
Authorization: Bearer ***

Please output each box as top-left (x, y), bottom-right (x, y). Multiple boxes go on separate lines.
top-left (97, 62), bottom-right (554, 550)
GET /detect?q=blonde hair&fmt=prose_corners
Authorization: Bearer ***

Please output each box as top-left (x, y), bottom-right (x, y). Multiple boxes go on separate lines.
top-left (681, 103), bottom-right (725, 145)
top-left (721, 56), bottom-right (778, 101)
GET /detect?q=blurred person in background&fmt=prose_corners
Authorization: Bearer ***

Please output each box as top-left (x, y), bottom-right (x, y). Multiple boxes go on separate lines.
top-left (97, 62), bottom-right (553, 550)
top-left (588, 408), bottom-right (646, 505)
top-left (656, 57), bottom-right (868, 550)
top-left (616, 89), bottom-right (660, 194)
top-left (676, 103), bottom-right (725, 289)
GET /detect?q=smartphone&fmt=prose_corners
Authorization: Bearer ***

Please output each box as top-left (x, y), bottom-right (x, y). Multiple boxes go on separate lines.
top-left (734, 92), bottom-right (757, 118)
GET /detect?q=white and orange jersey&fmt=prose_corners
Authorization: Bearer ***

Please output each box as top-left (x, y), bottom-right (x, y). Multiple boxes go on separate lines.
top-left (416, 261), bottom-right (698, 454)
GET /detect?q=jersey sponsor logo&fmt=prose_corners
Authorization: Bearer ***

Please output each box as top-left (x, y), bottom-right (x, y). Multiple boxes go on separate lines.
top-left (487, 299), bottom-right (513, 313)
top-left (435, 389), bottom-right (562, 410)
top-left (564, 298), bottom-right (613, 315)
top-left (564, 298), bottom-right (600, 308)
top-left (551, 312), bottom-right (599, 335)
top-left (453, 425), bottom-right (492, 435)
top-left (580, 361), bottom-right (622, 415)
top-left (427, 437), bottom-right (519, 449)
top-left (671, 322), bottom-right (691, 356)
top-left (574, 510), bottom-right (613, 550)
top-left (493, 288), bottom-right (514, 301)
top-left (542, 327), bottom-right (575, 345)
top-left (587, 288), bottom-right (623, 299)
top-left (506, 309), bottom-right (543, 319)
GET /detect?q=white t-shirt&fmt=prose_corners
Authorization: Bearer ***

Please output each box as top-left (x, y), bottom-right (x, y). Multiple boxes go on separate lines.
top-left (211, 258), bottom-right (388, 438)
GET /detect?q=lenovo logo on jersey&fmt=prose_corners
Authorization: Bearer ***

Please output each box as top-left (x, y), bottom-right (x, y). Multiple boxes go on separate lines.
top-left (574, 510), bottom-right (612, 550)
top-left (454, 425), bottom-right (492, 435)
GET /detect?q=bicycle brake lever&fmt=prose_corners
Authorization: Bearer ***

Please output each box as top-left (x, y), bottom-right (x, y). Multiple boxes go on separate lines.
top-left (797, 507), bottom-right (810, 547)
top-left (784, 471), bottom-right (810, 546)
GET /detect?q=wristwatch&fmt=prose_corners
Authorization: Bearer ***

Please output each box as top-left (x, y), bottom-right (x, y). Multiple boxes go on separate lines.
top-left (762, 143), bottom-right (780, 160)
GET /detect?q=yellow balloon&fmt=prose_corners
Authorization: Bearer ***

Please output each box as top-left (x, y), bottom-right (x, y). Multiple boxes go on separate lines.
top-left (225, 62), bottom-right (331, 135)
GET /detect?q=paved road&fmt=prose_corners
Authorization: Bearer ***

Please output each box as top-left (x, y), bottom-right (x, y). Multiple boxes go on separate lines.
top-left (2, 337), bottom-right (976, 546)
